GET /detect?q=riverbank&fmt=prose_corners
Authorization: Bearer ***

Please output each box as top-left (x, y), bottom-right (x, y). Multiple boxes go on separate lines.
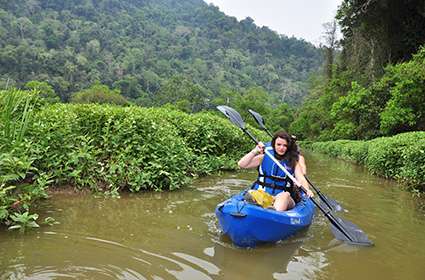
top-left (1, 90), bottom-right (266, 229)
top-left (302, 131), bottom-right (425, 192)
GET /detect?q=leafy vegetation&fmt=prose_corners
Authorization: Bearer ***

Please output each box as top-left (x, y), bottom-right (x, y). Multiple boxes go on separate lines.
top-left (292, 46), bottom-right (425, 141)
top-left (304, 132), bottom-right (425, 191)
top-left (70, 82), bottom-right (129, 105)
top-left (0, 88), bottom-right (267, 228)
top-left (0, 89), bottom-right (49, 230)
top-left (0, 0), bottom-right (322, 106)
top-left (286, 0), bottom-right (425, 191)
top-left (291, 0), bottom-right (425, 141)
top-left (336, 0), bottom-right (425, 82)
top-left (8, 212), bottom-right (39, 232)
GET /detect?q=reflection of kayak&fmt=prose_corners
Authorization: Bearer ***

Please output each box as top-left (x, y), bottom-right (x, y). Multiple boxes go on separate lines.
top-left (215, 190), bottom-right (315, 247)
top-left (212, 241), bottom-right (301, 279)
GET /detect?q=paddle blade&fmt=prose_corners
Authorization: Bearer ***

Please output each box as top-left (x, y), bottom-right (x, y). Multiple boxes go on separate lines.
top-left (330, 216), bottom-right (373, 246)
top-left (217, 105), bottom-right (245, 129)
top-left (217, 105), bottom-right (259, 144)
top-left (248, 109), bottom-right (266, 128)
top-left (248, 109), bottom-right (273, 137)
top-left (319, 195), bottom-right (343, 212)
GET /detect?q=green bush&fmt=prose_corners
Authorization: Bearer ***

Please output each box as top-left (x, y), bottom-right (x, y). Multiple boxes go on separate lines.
top-left (366, 132), bottom-right (425, 180)
top-left (398, 139), bottom-right (425, 190)
top-left (25, 104), bottom-right (259, 192)
top-left (70, 83), bottom-right (129, 105)
top-left (29, 105), bottom-right (188, 192)
top-left (25, 81), bottom-right (60, 104)
top-left (379, 47), bottom-right (425, 135)
top-left (143, 107), bottom-right (262, 175)
top-left (1, 99), bottom-right (266, 228)
top-left (309, 140), bottom-right (365, 161)
top-left (308, 131), bottom-right (425, 190)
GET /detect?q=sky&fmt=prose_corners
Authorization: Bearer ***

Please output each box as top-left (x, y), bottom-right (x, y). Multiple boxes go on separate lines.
top-left (203, 0), bottom-right (343, 45)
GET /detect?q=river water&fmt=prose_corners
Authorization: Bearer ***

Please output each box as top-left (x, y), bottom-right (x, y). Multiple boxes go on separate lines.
top-left (1, 152), bottom-right (425, 280)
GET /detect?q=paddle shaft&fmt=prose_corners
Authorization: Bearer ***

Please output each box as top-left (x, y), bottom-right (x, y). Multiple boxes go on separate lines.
top-left (304, 175), bottom-right (336, 210)
top-left (263, 128), bottom-right (273, 138)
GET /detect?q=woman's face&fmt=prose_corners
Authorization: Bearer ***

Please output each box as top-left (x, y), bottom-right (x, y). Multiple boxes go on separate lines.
top-left (274, 137), bottom-right (288, 156)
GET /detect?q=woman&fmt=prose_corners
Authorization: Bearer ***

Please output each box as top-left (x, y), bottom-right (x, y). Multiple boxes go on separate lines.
top-left (238, 131), bottom-right (314, 211)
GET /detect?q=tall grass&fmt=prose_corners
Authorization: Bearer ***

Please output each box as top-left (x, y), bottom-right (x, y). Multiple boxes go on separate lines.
top-left (0, 89), bottom-right (36, 149)
top-left (0, 89), bottom-right (45, 231)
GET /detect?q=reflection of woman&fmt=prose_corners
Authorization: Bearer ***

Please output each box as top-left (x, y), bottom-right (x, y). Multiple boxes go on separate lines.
top-left (238, 131), bottom-right (313, 211)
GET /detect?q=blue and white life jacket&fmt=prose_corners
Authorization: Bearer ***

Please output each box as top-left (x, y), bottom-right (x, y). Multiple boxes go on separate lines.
top-left (252, 146), bottom-right (295, 196)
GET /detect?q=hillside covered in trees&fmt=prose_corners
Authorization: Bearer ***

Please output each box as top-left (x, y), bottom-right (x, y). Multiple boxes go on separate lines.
top-left (291, 0), bottom-right (425, 140)
top-left (0, 0), bottom-right (322, 108)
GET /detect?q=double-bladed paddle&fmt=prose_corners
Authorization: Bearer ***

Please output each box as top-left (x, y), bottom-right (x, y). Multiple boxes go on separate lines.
top-left (248, 109), bottom-right (343, 212)
top-left (218, 105), bottom-right (373, 246)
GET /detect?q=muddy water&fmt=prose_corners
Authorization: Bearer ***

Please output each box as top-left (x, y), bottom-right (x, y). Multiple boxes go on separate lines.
top-left (1, 152), bottom-right (425, 280)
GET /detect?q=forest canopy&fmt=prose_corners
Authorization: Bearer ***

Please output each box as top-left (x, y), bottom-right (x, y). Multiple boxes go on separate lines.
top-left (0, 0), bottom-right (322, 108)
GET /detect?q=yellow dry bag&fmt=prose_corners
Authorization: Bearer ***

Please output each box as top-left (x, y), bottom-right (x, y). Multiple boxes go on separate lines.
top-left (245, 189), bottom-right (274, 209)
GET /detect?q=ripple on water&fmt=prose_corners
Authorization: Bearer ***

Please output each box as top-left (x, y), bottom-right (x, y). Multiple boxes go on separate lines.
top-left (197, 178), bottom-right (252, 196)
top-left (0, 230), bottom-right (222, 280)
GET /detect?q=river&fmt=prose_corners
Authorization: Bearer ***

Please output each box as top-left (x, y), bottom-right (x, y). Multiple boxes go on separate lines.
top-left (1, 152), bottom-right (425, 279)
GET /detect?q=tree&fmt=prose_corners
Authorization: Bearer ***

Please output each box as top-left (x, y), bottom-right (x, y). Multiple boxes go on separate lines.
top-left (25, 80), bottom-right (60, 103)
top-left (155, 75), bottom-right (210, 113)
top-left (320, 20), bottom-right (339, 81)
top-left (379, 47), bottom-right (425, 135)
top-left (336, 0), bottom-right (425, 82)
top-left (234, 86), bottom-right (272, 127)
top-left (113, 76), bottom-right (144, 100)
top-left (14, 17), bottom-right (34, 40)
top-left (70, 82), bottom-right (128, 105)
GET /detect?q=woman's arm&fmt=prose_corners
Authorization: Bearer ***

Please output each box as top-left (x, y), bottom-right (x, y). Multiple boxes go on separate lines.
top-left (294, 162), bottom-right (314, 197)
top-left (298, 154), bottom-right (307, 175)
top-left (238, 143), bottom-right (264, 169)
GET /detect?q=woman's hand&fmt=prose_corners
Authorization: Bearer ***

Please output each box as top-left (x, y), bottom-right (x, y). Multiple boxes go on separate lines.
top-left (304, 188), bottom-right (314, 198)
top-left (252, 142), bottom-right (265, 155)
top-left (239, 142), bottom-right (265, 169)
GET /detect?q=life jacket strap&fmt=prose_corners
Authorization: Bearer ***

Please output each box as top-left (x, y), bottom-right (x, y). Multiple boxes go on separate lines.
top-left (253, 180), bottom-right (293, 191)
top-left (257, 174), bottom-right (287, 182)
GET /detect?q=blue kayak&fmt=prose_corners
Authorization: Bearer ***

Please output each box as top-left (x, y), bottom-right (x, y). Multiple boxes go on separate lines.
top-left (215, 190), bottom-right (315, 247)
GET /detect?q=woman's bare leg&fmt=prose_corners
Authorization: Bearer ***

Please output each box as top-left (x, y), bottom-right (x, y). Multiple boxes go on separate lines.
top-left (273, 192), bottom-right (295, 211)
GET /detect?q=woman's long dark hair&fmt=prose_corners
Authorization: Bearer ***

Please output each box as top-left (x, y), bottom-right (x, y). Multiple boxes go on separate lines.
top-left (271, 131), bottom-right (298, 168)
